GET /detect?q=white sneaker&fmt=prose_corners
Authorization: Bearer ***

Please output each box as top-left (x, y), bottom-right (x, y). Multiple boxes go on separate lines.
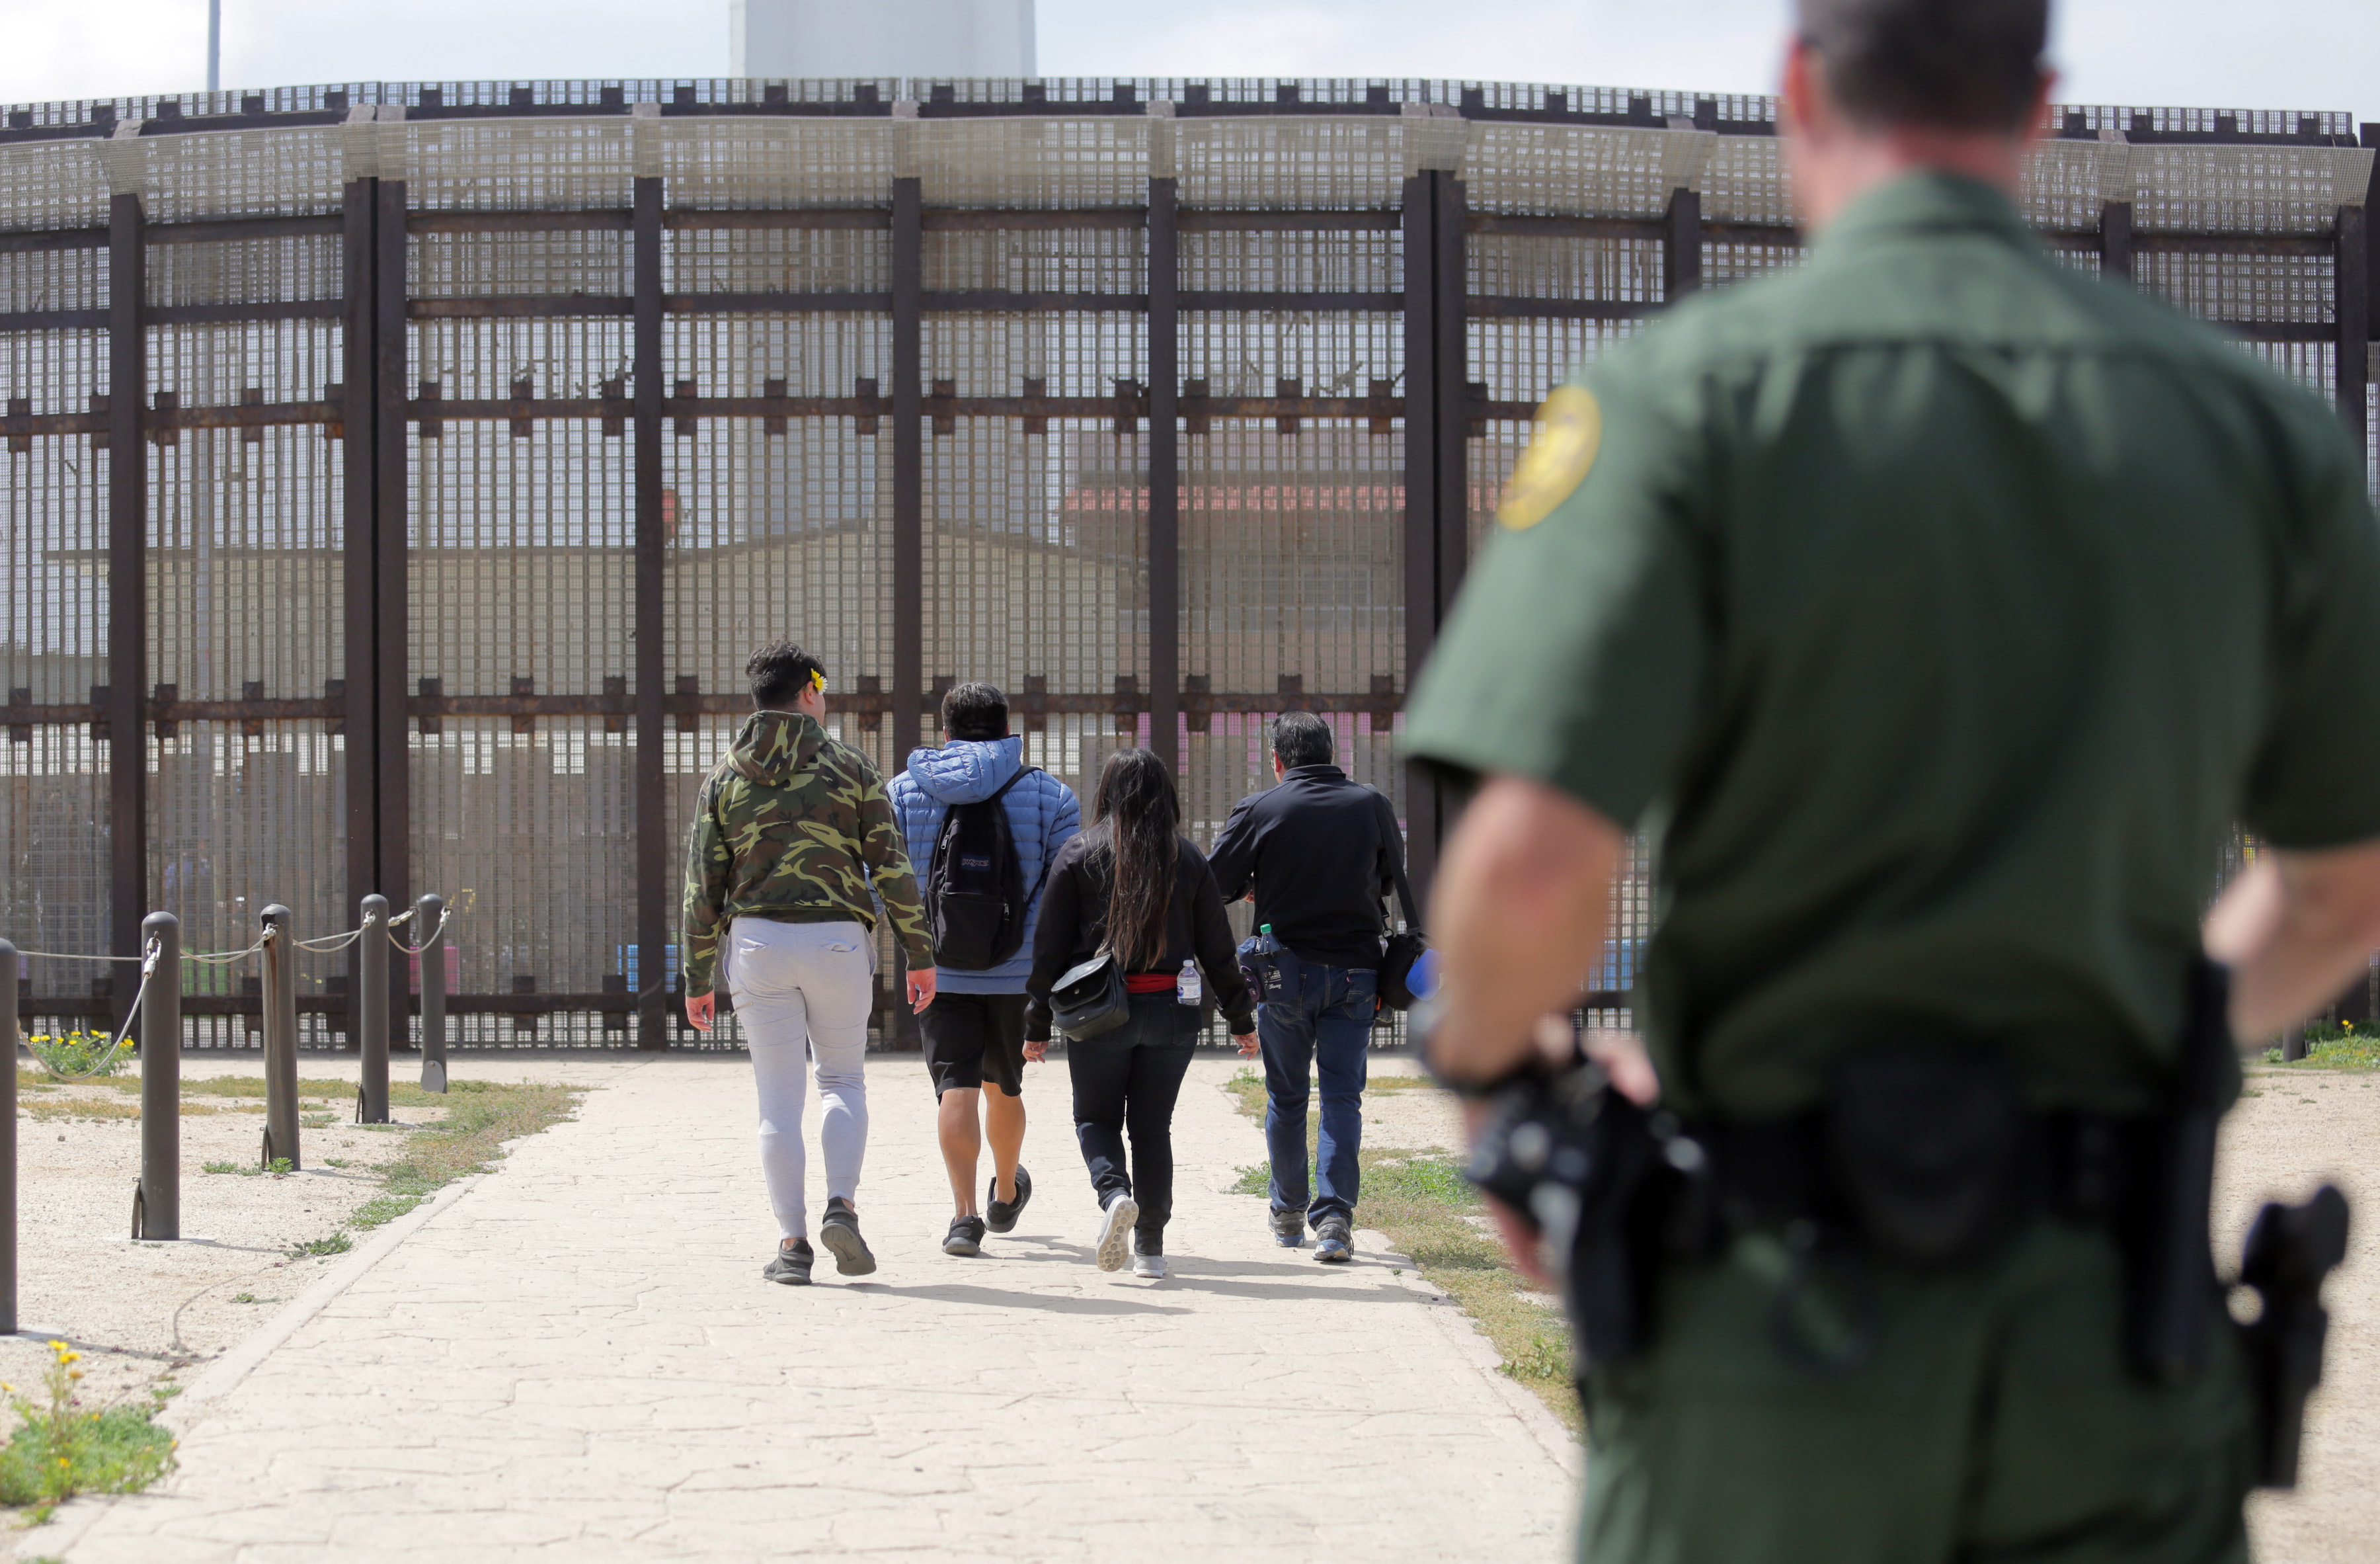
top-left (1094, 1192), bottom-right (1139, 1272)
top-left (1130, 1239), bottom-right (1167, 1280)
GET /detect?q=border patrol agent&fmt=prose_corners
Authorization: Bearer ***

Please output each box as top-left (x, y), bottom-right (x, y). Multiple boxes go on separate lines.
top-left (1406, 1), bottom-right (2380, 1559)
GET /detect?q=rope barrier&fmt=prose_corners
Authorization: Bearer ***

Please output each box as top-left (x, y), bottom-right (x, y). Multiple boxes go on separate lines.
top-left (28, 937), bottom-right (161, 1083)
top-left (292, 927), bottom-right (366, 954)
top-left (184, 932), bottom-right (272, 966)
top-left (6, 948), bottom-right (143, 964)
top-left (389, 905), bottom-right (454, 957)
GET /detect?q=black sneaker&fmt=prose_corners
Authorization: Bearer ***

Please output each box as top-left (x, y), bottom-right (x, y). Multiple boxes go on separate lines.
top-left (943, 1215), bottom-right (987, 1257)
top-left (1270, 1206), bottom-right (1306, 1248)
top-left (1314, 1215), bottom-right (1353, 1264)
top-left (763, 1239), bottom-right (814, 1286)
top-left (986, 1165), bottom-right (1033, 1234)
top-left (818, 1198), bottom-right (877, 1276)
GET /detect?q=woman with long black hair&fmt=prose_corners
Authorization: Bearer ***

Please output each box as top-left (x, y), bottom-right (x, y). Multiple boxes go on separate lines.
top-left (1025, 747), bottom-right (1257, 1277)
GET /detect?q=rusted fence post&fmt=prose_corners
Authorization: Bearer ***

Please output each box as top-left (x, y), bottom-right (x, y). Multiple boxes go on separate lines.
top-left (261, 905), bottom-right (301, 1170)
top-left (416, 893), bottom-right (447, 1092)
top-left (133, 911), bottom-right (179, 1240)
top-left (358, 894), bottom-right (389, 1123)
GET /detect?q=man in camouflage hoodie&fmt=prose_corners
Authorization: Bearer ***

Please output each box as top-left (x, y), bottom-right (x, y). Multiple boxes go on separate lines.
top-left (684, 641), bottom-right (936, 1285)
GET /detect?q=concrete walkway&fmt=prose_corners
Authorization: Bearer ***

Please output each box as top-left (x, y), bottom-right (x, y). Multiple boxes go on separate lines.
top-left (36, 1055), bottom-right (1577, 1562)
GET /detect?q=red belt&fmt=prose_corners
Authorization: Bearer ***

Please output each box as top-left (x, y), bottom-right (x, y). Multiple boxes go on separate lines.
top-left (1124, 973), bottom-right (1176, 995)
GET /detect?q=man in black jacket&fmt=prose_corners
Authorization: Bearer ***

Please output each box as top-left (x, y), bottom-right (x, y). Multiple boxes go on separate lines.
top-left (1207, 712), bottom-right (1415, 1262)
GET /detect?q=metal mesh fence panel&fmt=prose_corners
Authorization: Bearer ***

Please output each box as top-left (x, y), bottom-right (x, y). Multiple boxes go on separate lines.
top-left (0, 79), bottom-right (2362, 1048)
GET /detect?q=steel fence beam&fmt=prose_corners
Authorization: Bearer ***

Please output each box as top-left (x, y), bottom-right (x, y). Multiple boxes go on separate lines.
top-left (1662, 187), bottom-right (1703, 299)
top-left (1433, 175), bottom-right (1470, 639)
top-left (2100, 200), bottom-right (2135, 281)
top-left (2365, 126), bottom-right (2379, 339)
top-left (373, 182), bottom-right (411, 1042)
top-left (891, 175), bottom-right (924, 765)
top-left (1148, 175), bottom-right (1181, 774)
top-left (2338, 203), bottom-right (2369, 446)
top-left (1400, 173), bottom-right (1439, 896)
top-left (106, 192), bottom-right (147, 1005)
top-left (634, 173), bottom-right (668, 1051)
top-left (134, 911), bottom-right (179, 1239)
top-left (887, 173), bottom-right (925, 1045)
top-left (343, 177), bottom-right (380, 1044)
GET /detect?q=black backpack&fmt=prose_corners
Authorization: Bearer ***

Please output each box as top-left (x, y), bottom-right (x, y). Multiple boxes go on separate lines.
top-left (924, 766), bottom-right (1045, 971)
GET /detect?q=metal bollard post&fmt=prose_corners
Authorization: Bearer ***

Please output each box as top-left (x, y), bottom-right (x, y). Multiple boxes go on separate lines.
top-left (358, 895), bottom-right (390, 1124)
top-left (260, 905), bottom-right (301, 1171)
top-left (0, 939), bottom-right (17, 1333)
top-left (134, 911), bottom-right (180, 1241)
top-left (416, 893), bottom-right (448, 1093)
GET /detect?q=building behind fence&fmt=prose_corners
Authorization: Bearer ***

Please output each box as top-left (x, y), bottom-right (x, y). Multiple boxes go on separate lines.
top-left (0, 79), bottom-right (2372, 1048)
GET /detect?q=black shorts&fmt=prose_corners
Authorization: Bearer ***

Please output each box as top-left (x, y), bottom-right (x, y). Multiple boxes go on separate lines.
top-left (920, 991), bottom-right (1028, 1098)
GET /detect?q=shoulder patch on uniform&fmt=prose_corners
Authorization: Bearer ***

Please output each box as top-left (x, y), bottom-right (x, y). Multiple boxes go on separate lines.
top-left (1497, 385), bottom-right (1602, 532)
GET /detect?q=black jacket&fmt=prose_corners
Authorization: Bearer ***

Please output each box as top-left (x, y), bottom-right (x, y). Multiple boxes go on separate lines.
top-left (1024, 831), bottom-right (1257, 1042)
top-left (1206, 765), bottom-right (1419, 970)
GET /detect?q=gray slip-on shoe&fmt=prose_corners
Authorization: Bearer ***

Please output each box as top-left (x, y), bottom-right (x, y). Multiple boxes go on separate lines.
top-left (818, 1198), bottom-right (877, 1276)
top-left (763, 1239), bottom-right (814, 1286)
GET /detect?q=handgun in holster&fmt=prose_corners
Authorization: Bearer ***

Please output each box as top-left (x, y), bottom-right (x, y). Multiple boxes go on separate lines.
top-left (2129, 960), bottom-right (2350, 1489)
top-left (1465, 1060), bottom-right (1685, 1368)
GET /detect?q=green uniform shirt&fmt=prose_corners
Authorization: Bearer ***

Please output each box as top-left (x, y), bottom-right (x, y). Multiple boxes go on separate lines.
top-left (1405, 172), bottom-right (2380, 1122)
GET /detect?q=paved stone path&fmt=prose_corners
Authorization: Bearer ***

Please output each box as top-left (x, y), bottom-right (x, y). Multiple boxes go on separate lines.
top-left (38, 1055), bottom-right (1575, 1561)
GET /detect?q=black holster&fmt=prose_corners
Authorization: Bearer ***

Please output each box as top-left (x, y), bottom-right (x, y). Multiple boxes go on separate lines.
top-left (1464, 963), bottom-right (2350, 1471)
top-left (2236, 1184), bottom-right (2349, 1488)
top-left (1466, 1067), bottom-right (1686, 1368)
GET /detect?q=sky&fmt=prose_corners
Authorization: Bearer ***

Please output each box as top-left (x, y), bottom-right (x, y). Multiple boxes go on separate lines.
top-left (0, 0), bottom-right (2370, 124)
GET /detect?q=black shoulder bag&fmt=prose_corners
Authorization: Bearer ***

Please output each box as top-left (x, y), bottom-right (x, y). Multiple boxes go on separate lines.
top-left (1377, 817), bottom-right (1428, 1011)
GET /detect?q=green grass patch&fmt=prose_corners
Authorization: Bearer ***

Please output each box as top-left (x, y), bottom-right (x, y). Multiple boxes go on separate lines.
top-left (0, 1342), bottom-right (174, 1512)
top-left (371, 1079), bottom-right (578, 1204)
top-left (1223, 1067), bottom-right (1580, 1431)
top-left (201, 1160), bottom-right (260, 1177)
top-left (288, 1233), bottom-right (352, 1260)
top-left (2261, 1021), bottom-right (2380, 1071)
top-left (348, 1194), bottom-right (424, 1231)
top-left (22, 1032), bottom-right (123, 1080)
top-left (142, 1075), bottom-right (356, 1099)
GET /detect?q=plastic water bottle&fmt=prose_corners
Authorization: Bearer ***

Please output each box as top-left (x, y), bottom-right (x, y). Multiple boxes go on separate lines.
top-left (1177, 958), bottom-right (1203, 1007)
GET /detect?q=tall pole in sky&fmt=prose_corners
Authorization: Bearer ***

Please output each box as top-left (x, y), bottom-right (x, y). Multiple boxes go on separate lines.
top-left (207, 0), bottom-right (221, 91)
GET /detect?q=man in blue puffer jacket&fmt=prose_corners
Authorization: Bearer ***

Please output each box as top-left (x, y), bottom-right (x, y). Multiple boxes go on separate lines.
top-left (889, 682), bottom-right (1082, 1258)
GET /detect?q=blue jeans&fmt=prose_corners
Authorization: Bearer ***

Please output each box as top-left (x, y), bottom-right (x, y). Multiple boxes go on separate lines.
top-left (1258, 952), bottom-right (1377, 1227)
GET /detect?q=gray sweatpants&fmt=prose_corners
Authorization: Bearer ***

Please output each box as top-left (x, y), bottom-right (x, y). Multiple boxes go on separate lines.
top-left (724, 918), bottom-right (873, 1240)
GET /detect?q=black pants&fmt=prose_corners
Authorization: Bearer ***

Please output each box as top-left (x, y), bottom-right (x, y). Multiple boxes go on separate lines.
top-left (1067, 993), bottom-right (1199, 1243)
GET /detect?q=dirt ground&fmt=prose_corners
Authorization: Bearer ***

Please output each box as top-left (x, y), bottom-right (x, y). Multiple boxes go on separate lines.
top-left (1361, 1057), bottom-right (2380, 1564)
top-left (0, 1053), bottom-right (632, 1422)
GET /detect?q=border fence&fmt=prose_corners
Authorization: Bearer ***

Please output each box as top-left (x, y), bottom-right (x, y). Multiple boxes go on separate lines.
top-left (0, 77), bottom-right (2372, 1051)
